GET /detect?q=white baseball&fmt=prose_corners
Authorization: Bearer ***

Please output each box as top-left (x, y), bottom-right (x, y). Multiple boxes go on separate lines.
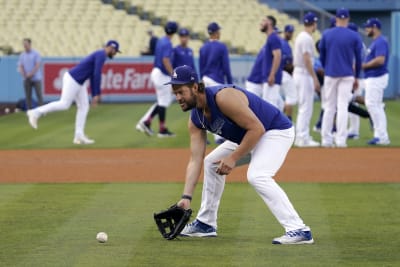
top-left (4, 108), bottom-right (10, 114)
top-left (96, 232), bottom-right (108, 243)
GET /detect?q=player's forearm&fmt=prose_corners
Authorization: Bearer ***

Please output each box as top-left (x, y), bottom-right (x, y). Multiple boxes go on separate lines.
top-left (363, 56), bottom-right (385, 69)
top-left (304, 55), bottom-right (317, 79)
top-left (182, 158), bottom-right (203, 196)
top-left (30, 62), bottom-right (41, 75)
top-left (162, 58), bottom-right (174, 75)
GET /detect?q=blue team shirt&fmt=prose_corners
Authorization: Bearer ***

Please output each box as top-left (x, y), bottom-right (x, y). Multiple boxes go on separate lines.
top-left (172, 45), bottom-right (196, 71)
top-left (364, 35), bottom-right (389, 78)
top-left (281, 39), bottom-right (293, 66)
top-left (190, 85), bottom-right (292, 144)
top-left (69, 49), bottom-right (107, 97)
top-left (18, 49), bottom-right (42, 81)
top-left (199, 40), bottom-right (232, 84)
top-left (247, 45), bottom-right (266, 84)
top-left (319, 27), bottom-right (363, 78)
top-left (154, 36), bottom-right (173, 75)
top-left (263, 33), bottom-right (283, 85)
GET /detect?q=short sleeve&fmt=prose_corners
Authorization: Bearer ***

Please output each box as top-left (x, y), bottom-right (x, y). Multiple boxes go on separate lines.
top-left (161, 42), bottom-right (173, 59)
top-left (269, 34), bottom-right (282, 50)
top-left (374, 39), bottom-right (387, 57)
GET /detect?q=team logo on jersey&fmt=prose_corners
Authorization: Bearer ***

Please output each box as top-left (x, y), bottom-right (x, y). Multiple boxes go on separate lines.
top-left (210, 117), bottom-right (225, 135)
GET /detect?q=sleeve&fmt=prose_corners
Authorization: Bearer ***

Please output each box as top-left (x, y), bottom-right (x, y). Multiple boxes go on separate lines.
top-left (90, 53), bottom-right (106, 97)
top-left (222, 45), bottom-right (232, 84)
top-left (354, 36), bottom-right (363, 78)
top-left (270, 35), bottom-right (282, 51)
top-left (162, 42), bottom-right (173, 59)
top-left (199, 47), bottom-right (205, 79)
top-left (374, 39), bottom-right (387, 57)
top-left (319, 36), bottom-right (326, 68)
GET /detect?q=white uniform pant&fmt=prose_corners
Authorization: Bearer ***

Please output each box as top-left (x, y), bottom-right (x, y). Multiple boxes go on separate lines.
top-left (321, 76), bottom-right (354, 146)
top-left (365, 74), bottom-right (389, 141)
top-left (281, 71), bottom-right (297, 105)
top-left (263, 83), bottom-right (284, 111)
top-left (245, 80), bottom-right (263, 98)
top-left (293, 69), bottom-right (315, 141)
top-left (36, 72), bottom-right (89, 138)
top-left (196, 127), bottom-right (307, 232)
top-left (150, 68), bottom-right (174, 107)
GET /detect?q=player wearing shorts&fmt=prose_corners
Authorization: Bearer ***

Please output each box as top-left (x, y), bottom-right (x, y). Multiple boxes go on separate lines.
top-left (168, 65), bottom-right (313, 245)
top-left (136, 21), bottom-right (178, 138)
top-left (362, 18), bottom-right (390, 145)
top-left (27, 40), bottom-right (120, 144)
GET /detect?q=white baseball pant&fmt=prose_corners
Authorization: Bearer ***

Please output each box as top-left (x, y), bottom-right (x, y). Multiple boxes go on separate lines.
top-left (262, 83), bottom-right (284, 111)
top-left (35, 72), bottom-right (89, 138)
top-left (196, 127), bottom-right (308, 232)
top-left (365, 74), bottom-right (389, 142)
top-left (281, 71), bottom-right (297, 105)
top-left (150, 67), bottom-right (174, 107)
top-left (321, 76), bottom-right (354, 146)
top-left (245, 80), bottom-right (263, 98)
top-left (293, 68), bottom-right (315, 141)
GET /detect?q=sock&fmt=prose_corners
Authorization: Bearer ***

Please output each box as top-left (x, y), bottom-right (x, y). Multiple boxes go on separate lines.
top-left (158, 106), bottom-right (166, 130)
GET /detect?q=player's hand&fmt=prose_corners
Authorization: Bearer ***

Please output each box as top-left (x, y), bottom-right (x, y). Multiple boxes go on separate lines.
top-left (214, 156), bottom-right (236, 175)
top-left (177, 198), bottom-right (191, 210)
top-left (91, 95), bottom-right (101, 107)
top-left (313, 77), bottom-right (321, 94)
top-left (352, 79), bottom-right (359, 92)
top-left (267, 75), bottom-right (275, 86)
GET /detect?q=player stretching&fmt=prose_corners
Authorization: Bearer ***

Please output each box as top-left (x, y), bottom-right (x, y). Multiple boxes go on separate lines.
top-left (293, 12), bottom-right (320, 147)
top-left (362, 18), bottom-right (390, 145)
top-left (136, 21), bottom-right (178, 138)
top-left (319, 8), bottom-right (362, 148)
top-left (27, 40), bottom-right (121, 144)
top-left (169, 65), bottom-right (313, 245)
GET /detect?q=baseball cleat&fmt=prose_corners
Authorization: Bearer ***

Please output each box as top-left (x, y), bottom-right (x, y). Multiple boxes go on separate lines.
top-left (294, 138), bottom-right (320, 148)
top-left (73, 135), bottom-right (95, 145)
top-left (347, 134), bottom-right (359, 140)
top-left (157, 128), bottom-right (176, 138)
top-left (367, 137), bottom-right (390, 146)
top-left (136, 121), bottom-right (154, 136)
top-left (272, 228), bottom-right (314, 245)
top-left (27, 110), bottom-right (39, 129)
top-left (180, 219), bottom-right (217, 237)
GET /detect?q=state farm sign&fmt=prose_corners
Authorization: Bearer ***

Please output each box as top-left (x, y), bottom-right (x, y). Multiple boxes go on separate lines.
top-left (43, 62), bottom-right (155, 95)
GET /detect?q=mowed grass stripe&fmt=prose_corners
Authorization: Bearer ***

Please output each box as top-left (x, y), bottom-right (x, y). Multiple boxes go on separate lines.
top-left (0, 184), bottom-right (106, 266)
top-left (0, 184), bottom-right (34, 208)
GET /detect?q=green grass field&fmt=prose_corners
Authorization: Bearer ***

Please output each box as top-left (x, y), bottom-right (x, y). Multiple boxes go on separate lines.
top-left (0, 101), bottom-right (399, 266)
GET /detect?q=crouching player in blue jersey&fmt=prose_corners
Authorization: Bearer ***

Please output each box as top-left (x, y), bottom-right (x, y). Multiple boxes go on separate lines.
top-left (27, 40), bottom-right (121, 144)
top-left (168, 65), bottom-right (313, 244)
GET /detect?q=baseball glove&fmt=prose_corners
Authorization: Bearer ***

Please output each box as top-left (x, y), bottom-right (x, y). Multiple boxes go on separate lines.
top-left (154, 204), bottom-right (192, 240)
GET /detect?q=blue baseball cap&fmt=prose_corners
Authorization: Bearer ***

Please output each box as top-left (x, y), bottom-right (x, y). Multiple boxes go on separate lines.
top-left (329, 17), bottom-right (336, 28)
top-left (165, 65), bottom-right (198, 85)
top-left (106, 40), bottom-right (121, 53)
top-left (165, 21), bottom-right (178, 34)
top-left (207, 22), bottom-right (221, 34)
top-left (348, 22), bottom-right (358, 32)
top-left (364, 18), bottom-right (381, 29)
top-left (178, 28), bottom-right (190, 36)
top-left (303, 12), bottom-right (318, 24)
top-left (336, 7), bottom-right (350, 19)
top-left (284, 24), bottom-right (294, 32)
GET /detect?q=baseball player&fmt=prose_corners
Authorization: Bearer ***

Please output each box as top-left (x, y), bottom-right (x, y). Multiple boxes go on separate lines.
top-left (136, 21), bottom-right (178, 138)
top-left (27, 40), bottom-right (121, 144)
top-left (319, 8), bottom-right (362, 148)
top-left (293, 12), bottom-right (320, 147)
top-left (362, 18), bottom-right (390, 145)
top-left (280, 24), bottom-right (297, 120)
top-left (199, 22), bottom-right (232, 144)
top-left (261, 16), bottom-right (284, 111)
top-left (168, 65), bottom-right (313, 244)
top-left (172, 28), bottom-right (196, 71)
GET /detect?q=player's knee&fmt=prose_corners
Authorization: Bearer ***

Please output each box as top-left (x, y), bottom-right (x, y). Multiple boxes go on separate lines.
top-left (204, 154), bottom-right (218, 172)
top-left (58, 100), bottom-right (72, 110)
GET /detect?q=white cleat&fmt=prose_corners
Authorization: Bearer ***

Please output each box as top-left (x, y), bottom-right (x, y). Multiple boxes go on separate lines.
top-left (73, 135), bottom-right (95, 145)
top-left (294, 138), bottom-right (320, 148)
top-left (27, 110), bottom-right (39, 129)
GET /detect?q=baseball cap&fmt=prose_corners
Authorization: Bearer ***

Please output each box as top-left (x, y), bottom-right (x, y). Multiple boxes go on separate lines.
top-left (329, 17), bottom-right (336, 28)
top-left (165, 65), bottom-right (199, 85)
top-left (165, 21), bottom-right (178, 34)
top-left (106, 40), bottom-right (121, 53)
top-left (364, 18), bottom-right (381, 29)
top-left (336, 7), bottom-right (350, 19)
top-left (348, 22), bottom-right (358, 32)
top-left (178, 28), bottom-right (190, 36)
top-left (207, 22), bottom-right (221, 34)
top-left (284, 24), bottom-right (294, 32)
top-left (303, 12), bottom-right (318, 24)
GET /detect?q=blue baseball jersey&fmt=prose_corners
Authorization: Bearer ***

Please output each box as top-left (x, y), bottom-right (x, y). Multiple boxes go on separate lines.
top-left (199, 40), bottom-right (232, 84)
top-left (190, 85), bottom-right (292, 144)
top-left (319, 27), bottom-right (363, 78)
top-left (281, 39), bottom-right (293, 66)
top-left (247, 45), bottom-right (266, 84)
top-left (69, 49), bottom-right (107, 97)
top-left (154, 36), bottom-right (173, 75)
top-left (172, 45), bottom-right (196, 71)
top-left (263, 33), bottom-right (283, 84)
top-left (364, 35), bottom-right (389, 78)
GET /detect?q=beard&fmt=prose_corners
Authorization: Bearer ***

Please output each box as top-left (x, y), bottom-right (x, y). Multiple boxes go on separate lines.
top-left (108, 53), bottom-right (114, 59)
top-left (367, 30), bottom-right (374, 37)
top-left (179, 90), bottom-right (197, 111)
top-left (260, 25), bottom-right (268, 33)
